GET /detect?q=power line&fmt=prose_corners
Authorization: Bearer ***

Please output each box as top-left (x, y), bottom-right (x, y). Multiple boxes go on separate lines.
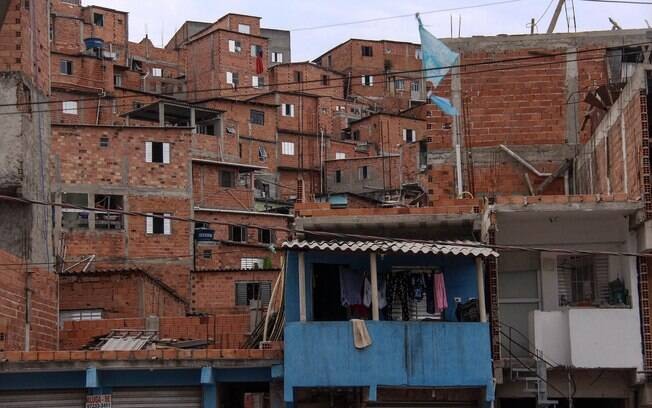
top-left (290, 0), bottom-right (523, 32)
top-left (580, 0), bottom-right (652, 4)
top-left (1, 45), bottom-right (648, 117)
top-left (2, 40), bottom-right (649, 110)
top-left (535, 0), bottom-right (557, 27)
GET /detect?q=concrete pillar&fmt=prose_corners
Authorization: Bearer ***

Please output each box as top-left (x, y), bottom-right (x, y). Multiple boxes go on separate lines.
top-left (190, 107), bottom-right (197, 134)
top-left (476, 257), bottom-right (487, 323)
top-left (201, 367), bottom-right (218, 408)
top-left (158, 102), bottom-right (165, 127)
top-left (370, 253), bottom-right (379, 321)
top-left (298, 252), bottom-right (306, 322)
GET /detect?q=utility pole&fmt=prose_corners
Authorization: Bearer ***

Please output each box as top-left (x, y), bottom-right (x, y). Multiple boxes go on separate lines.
top-left (547, 0), bottom-right (566, 34)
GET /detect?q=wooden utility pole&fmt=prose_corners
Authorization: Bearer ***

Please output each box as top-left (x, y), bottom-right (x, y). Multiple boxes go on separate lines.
top-left (547, 0), bottom-right (566, 34)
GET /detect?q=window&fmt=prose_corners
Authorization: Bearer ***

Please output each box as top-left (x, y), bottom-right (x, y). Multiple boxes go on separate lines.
top-left (196, 124), bottom-right (216, 135)
top-left (251, 44), bottom-right (263, 57)
top-left (258, 145), bottom-right (267, 161)
top-left (99, 137), bottom-right (109, 147)
top-left (271, 52), bottom-right (283, 63)
top-left (258, 182), bottom-right (270, 198)
top-left (294, 71), bottom-right (302, 83)
top-left (335, 170), bottom-right (342, 183)
top-left (415, 48), bottom-right (423, 60)
top-left (361, 75), bottom-right (373, 87)
top-left (321, 75), bottom-right (330, 85)
top-left (250, 109), bottom-right (265, 125)
top-left (258, 228), bottom-right (274, 244)
top-left (426, 123), bottom-right (433, 130)
top-left (411, 80), bottom-right (420, 92)
top-left (395, 79), bottom-right (405, 90)
top-left (335, 152), bottom-right (346, 160)
top-left (556, 255), bottom-right (612, 307)
top-left (60, 309), bottom-right (102, 325)
top-left (145, 142), bottom-right (170, 164)
top-left (358, 166), bottom-right (368, 180)
top-left (252, 75), bottom-right (264, 88)
top-left (361, 45), bottom-right (373, 57)
top-left (281, 141), bottom-right (295, 156)
top-left (61, 193), bottom-right (89, 229)
top-left (238, 24), bottom-right (250, 34)
top-left (235, 281), bottom-right (272, 306)
top-left (228, 39), bottom-right (242, 53)
top-left (240, 258), bottom-right (265, 270)
top-left (152, 67), bottom-right (162, 77)
top-left (93, 13), bottom-right (104, 27)
top-left (226, 71), bottom-right (239, 86)
top-left (229, 225), bottom-right (247, 242)
top-left (403, 129), bottom-right (416, 143)
top-left (113, 74), bottom-right (122, 87)
top-left (62, 101), bottom-right (78, 115)
top-left (327, 55), bottom-right (332, 66)
top-left (146, 213), bottom-right (172, 235)
top-left (60, 59), bottom-right (73, 75)
top-left (352, 130), bottom-right (360, 141)
top-left (94, 194), bottom-right (124, 230)
top-left (281, 104), bottom-right (295, 117)
top-left (220, 170), bottom-right (236, 187)
top-left (202, 249), bottom-right (212, 259)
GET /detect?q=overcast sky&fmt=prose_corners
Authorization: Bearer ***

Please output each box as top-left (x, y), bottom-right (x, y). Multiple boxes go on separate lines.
top-left (90, 0), bottom-right (651, 61)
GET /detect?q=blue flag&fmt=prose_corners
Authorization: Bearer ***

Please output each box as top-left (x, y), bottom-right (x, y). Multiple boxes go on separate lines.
top-left (430, 95), bottom-right (459, 116)
top-left (417, 14), bottom-right (459, 87)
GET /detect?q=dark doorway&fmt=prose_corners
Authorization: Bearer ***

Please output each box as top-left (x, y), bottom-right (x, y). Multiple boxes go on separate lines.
top-left (313, 263), bottom-right (347, 321)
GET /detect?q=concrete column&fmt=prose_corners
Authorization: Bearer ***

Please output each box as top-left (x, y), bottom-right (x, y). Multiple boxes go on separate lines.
top-left (298, 252), bottom-right (306, 322)
top-left (476, 257), bottom-right (487, 323)
top-left (158, 102), bottom-right (165, 127)
top-left (190, 107), bottom-right (197, 134)
top-left (201, 367), bottom-right (218, 408)
top-left (370, 253), bottom-right (379, 321)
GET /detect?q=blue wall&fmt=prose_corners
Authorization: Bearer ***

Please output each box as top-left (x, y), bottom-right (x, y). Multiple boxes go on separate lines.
top-left (285, 250), bottom-right (479, 323)
top-left (284, 321), bottom-right (494, 402)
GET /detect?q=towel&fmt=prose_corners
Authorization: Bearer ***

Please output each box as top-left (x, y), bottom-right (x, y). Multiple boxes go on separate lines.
top-left (351, 319), bottom-right (372, 349)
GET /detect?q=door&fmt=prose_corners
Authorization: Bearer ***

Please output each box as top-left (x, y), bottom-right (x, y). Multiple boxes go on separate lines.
top-left (0, 390), bottom-right (86, 407)
top-left (312, 263), bottom-right (347, 321)
top-left (111, 387), bottom-right (201, 408)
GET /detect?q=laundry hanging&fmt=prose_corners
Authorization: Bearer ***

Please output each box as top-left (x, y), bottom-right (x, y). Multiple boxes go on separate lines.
top-left (340, 267), bottom-right (363, 307)
top-left (434, 271), bottom-right (448, 313)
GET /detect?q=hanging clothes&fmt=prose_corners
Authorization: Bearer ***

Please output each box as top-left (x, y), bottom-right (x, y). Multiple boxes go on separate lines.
top-left (386, 273), bottom-right (410, 321)
top-left (410, 273), bottom-right (426, 302)
top-left (363, 275), bottom-right (388, 309)
top-left (340, 267), bottom-right (363, 307)
top-left (434, 271), bottom-right (448, 313)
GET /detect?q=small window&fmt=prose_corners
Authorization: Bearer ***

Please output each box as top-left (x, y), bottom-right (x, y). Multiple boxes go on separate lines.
top-left (358, 166), bottom-right (368, 180)
top-left (240, 259), bottom-right (265, 271)
top-left (361, 75), bottom-right (373, 87)
top-left (395, 79), bottom-right (405, 90)
top-left (251, 44), bottom-right (263, 57)
top-left (335, 170), bottom-right (342, 183)
top-left (94, 194), bottom-right (124, 230)
top-left (235, 281), bottom-right (271, 306)
top-left (145, 142), bottom-right (170, 164)
top-left (321, 75), bottom-right (329, 86)
top-left (281, 141), bottom-right (295, 156)
top-left (99, 137), bottom-right (109, 147)
top-left (426, 123), bottom-right (433, 130)
top-left (60, 309), bottom-right (102, 324)
top-left (196, 124), bottom-right (216, 135)
top-left (60, 60), bottom-right (73, 75)
top-left (146, 213), bottom-right (171, 235)
top-left (281, 104), bottom-right (295, 117)
top-left (415, 48), bottom-right (423, 60)
top-left (228, 39), bottom-right (242, 53)
top-left (258, 145), bottom-right (267, 161)
top-left (220, 170), bottom-right (236, 188)
top-left (258, 228), bottom-right (274, 244)
top-left (202, 249), bottom-right (212, 259)
top-left (226, 72), bottom-right (239, 86)
top-left (411, 80), bottom-right (420, 92)
top-left (352, 130), bottom-right (360, 140)
top-left (327, 55), bottom-right (332, 66)
top-left (152, 67), bottom-right (162, 77)
top-left (113, 74), bottom-right (122, 87)
top-left (62, 101), bottom-right (78, 115)
top-left (361, 45), bottom-right (373, 57)
top-left (252, 75), bottom-right (264, 88)
top-left (335, 152), bottom-right (346, 160)
top-left (93, 13), bottom-right (104, 27)
top-left (403, 129), bottom-right (416, 143)
top-left (238, 24), bottom-right (250, 34)
top-left (271, 52), bottom-right (283, 63)
top-left (61, 193), bottom-right (89, 229)
top-left (250, 110), bottom-right (265, 125)
top-left (229, 225), bottom-right (247, 242)
top-left (294, 71), bottom-right (302, 83)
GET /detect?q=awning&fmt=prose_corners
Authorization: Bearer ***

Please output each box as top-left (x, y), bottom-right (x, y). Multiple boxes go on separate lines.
top-left (282, 239), bottom-right (498, 258)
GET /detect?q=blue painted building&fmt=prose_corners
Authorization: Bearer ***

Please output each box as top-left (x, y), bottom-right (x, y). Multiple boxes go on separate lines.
top-left (282, 240), bottom-right (498, 407)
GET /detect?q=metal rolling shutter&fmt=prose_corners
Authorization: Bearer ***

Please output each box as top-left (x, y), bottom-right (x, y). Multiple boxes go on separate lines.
top-left (0, 390), bottom-right (86, 407)
top-left (111, 387), bottom-right (201, 408)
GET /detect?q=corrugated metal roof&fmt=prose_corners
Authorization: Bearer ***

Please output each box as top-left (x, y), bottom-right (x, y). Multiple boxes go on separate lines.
top-left (99, 330), bottom-right (157, 351)
top-left (282, 240), bottom-right (498, 258)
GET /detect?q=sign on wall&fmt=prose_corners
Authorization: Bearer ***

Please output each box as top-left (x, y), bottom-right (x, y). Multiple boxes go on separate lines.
top-left (86, 394), bottom-right (111, 408)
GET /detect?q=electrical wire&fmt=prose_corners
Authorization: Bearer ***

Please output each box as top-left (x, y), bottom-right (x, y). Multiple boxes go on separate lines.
top-left (580, 0), bottom-right (652, 4)
top-left (1, 46), bottom-right (647, 117)
top-left (2, 40), bottom-right (649, 111)
top-left (535, 0), bottom-right (557, 27)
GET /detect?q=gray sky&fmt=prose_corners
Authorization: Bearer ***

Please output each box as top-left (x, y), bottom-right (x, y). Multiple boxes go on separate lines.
top-left (91, 0), bottom-right (651, 61)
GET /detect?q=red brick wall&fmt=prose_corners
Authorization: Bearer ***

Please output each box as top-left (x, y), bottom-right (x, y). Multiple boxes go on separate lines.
top-left (350, 114), bottom-right (426, 155)
top-left (269, 63), bottom-right (345, 99)
top-left (191, 270), bottom-right (279, 314)
top-left (326, 155), bottom-right (401, 194)
top-left (0, 250), bottom-right (57, 351)
top-left (193, 163), bottom-right (255, 210)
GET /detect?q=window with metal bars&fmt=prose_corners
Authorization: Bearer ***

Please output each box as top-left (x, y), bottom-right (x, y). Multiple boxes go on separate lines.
top-left (235, 281), bottom-right (272, 306)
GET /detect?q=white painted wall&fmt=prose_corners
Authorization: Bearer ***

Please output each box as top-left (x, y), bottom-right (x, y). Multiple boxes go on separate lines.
top-left (530, 310), bottom-right (570, 366)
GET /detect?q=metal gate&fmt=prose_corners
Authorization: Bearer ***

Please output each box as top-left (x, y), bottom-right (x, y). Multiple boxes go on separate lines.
top-left (111, 387), bottom-right (201, 408)
top-left (0, 390), bottom-right (86, 407)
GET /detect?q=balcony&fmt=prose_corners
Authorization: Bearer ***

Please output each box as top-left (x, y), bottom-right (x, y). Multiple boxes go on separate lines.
top-left (284, 320), bottom-right (493, 401)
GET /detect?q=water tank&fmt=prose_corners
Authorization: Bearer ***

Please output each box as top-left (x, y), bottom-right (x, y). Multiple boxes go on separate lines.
top-left (84, 37), bottom-right (104, 50)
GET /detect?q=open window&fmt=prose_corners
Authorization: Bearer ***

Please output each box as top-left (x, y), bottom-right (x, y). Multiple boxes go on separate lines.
top-left (94, 194), bottom-right (123, 230)
top-left (235, 281), bottom-right (271, 306)
top-left (61, 193), bottom-right (89, 229)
